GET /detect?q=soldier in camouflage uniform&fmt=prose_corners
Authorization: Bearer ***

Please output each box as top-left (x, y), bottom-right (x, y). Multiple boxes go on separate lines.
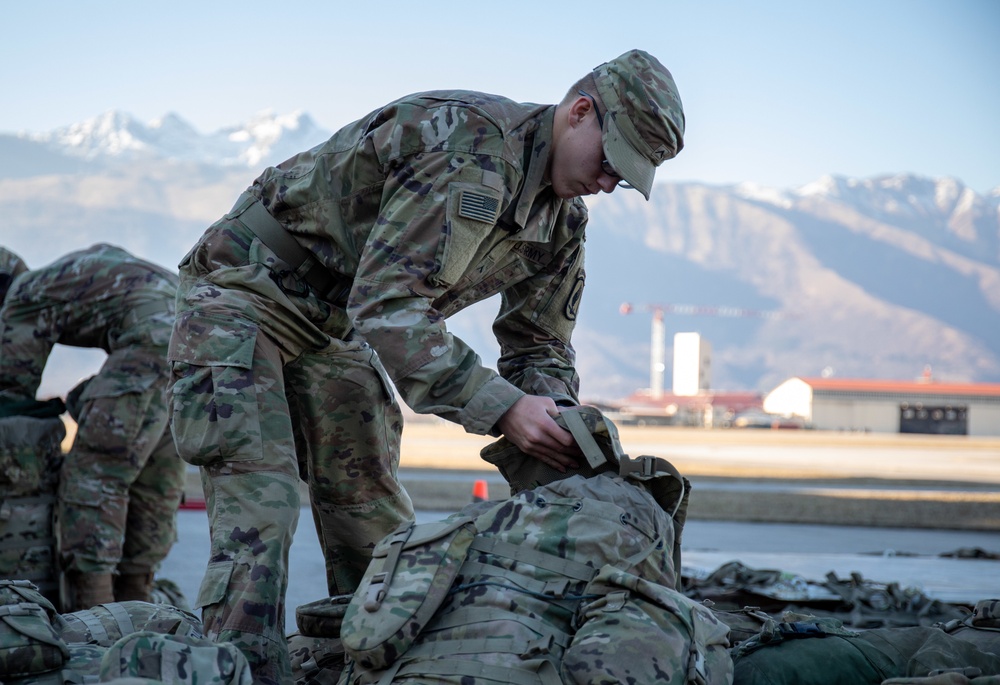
top-left (0, 244), bottom-right (186, 612)
top-left (167, 48), bottom-right (685, 683)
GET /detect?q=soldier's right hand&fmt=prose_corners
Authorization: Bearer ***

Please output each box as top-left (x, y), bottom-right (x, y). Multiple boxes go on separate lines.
top-left (497, 395), bottom-right (581, 472)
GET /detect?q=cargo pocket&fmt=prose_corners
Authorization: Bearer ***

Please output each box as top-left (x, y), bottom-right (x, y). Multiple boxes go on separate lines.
top-left (168, 314), bottom-right (262, 466)
top-left (196, 559), bottom-right (235, 612)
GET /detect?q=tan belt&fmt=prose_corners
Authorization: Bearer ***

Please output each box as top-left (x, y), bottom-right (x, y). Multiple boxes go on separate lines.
top-left (229, 192), bottom-right (349, 302)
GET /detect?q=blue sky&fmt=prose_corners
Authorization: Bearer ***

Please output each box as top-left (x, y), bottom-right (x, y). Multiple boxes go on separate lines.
top-left (2, 0), bottom-right (998, 193)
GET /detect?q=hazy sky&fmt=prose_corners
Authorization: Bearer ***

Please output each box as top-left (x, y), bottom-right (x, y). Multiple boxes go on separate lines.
top-left (2, 0), bottom-right (998, 194)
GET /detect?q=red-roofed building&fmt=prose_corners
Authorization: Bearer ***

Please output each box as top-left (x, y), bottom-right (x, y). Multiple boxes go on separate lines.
top-left (763, 376), bottom-right (1000, 436)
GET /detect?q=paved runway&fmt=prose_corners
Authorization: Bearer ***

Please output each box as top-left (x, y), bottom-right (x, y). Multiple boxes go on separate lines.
top-left (163, 428), bottom-right (1000, 630)
top-left (160, 506), bottom-right (1000, 632)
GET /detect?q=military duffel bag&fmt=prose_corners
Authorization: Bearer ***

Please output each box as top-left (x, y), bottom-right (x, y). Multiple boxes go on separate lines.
top-left (99, 630), bottom-right (252, 684)
top-left (732, 613), bottom-right (1000, 684)
top-left (59, 600), bottom-right (202, 647)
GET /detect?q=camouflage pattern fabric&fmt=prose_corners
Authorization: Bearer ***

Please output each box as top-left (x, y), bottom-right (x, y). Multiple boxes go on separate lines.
top-left (99, 630), bottom-right (252, 684)
top-left (0, 417), bottom-right (66, 604)
top-left (480, 405), bottom-right (623, 494)
top-left (0, 580), bottom-right (68, 680)
top-left (338, 473), bottom-right (731, 684)
top-left (58, 600), bottom-right (202, 647)
top-left (288, 631), bottom-right (346, 685)
top-left (684, 561), bottom-right (969, 630)
top-left (168, 52), bottom-right (685, 682)
top-left (0, 246), bottom-right (28, 307)
top-left (167, 88), bottom-right (589, 684)
top-left (0, 244), bottom-right (185, 581)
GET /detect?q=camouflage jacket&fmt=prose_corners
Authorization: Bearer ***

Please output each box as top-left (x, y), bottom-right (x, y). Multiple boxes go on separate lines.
top-left (1, 243), bottom-right (177, 355)
top-left (251, 90), bottom-right (588, 431)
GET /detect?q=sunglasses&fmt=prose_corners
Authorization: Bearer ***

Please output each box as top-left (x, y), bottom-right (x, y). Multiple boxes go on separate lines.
top-left (578, 90), bottom-right (633, 189)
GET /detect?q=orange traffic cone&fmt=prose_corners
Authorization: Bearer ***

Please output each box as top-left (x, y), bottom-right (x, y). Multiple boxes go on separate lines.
top-left (472, 479), bottom-right (489, 502)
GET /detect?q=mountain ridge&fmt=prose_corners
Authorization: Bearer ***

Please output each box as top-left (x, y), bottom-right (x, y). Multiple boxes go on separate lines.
top-left (2, 111), bottom-right (998, 402)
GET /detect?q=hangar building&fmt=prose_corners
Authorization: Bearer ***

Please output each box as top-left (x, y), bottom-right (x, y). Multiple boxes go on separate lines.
top-left (763, 377), bottom-right (1000, 436)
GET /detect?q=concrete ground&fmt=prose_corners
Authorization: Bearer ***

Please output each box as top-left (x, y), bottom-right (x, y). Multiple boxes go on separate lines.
top-left (162, 423), bottom-right (1000, 630)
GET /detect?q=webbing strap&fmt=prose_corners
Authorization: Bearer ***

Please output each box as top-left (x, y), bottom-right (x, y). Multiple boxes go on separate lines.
top-left (457, 559), bottom-right (575, 599)
top-left (232, 192), bottom-right (342, 299)
top-left (429, 607), bottom-right (573, 649)
top-left (105, 602), bottom-right (135, 637)
top-left (560, 409), bottom-right (610, 470)
top-left (381, 650), bottom-right (560, 685)
top-left (77, 610), bottom-right (109, 644)
top-left (469, 537), bottom-right (596, 582)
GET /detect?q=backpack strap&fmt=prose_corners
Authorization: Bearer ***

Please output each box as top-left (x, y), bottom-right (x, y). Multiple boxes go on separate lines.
top-left (377, 642), bottom-right (563, 685)
top-left (468, 537), bottom-right (596, 582)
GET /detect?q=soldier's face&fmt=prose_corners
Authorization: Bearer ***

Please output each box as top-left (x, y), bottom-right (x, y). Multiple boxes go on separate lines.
top-left (549, 97), bottom-right (622, 200)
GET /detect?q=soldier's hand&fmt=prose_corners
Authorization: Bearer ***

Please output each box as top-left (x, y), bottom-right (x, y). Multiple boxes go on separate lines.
top-left (497, 395), bottom-right (580, 472)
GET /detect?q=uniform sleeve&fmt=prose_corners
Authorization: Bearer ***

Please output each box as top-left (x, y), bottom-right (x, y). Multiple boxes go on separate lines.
top-left (347, 142), bottom-right (523, 435)
top-left (493, 200), bottom-right (587, 406)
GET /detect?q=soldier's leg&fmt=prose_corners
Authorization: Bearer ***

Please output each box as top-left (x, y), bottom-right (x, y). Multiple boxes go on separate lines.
top-left (59, 387), bottom-right (149, 609)
top-left (287, 336), bottom-right (414, 597)
top-left (117, 420), bottom-right (186, 601)
top-left (169, 321), bottom-right (299, 685)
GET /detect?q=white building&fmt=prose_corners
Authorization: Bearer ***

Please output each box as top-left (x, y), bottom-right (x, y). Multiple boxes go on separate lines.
top-left (763, 377), bottom-right (1000, 436)
top-left (672, 332), bottom-right (711, 397)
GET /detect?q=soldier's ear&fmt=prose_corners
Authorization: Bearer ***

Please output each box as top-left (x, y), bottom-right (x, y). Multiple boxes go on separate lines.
top-left (567, 95), bottom-right (592, 127)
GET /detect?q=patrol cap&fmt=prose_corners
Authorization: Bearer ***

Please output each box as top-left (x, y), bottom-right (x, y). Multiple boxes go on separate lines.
top-left (593, 49), bottom-right (685, 200)
top-left (0, 247), bottom-right (28, 305)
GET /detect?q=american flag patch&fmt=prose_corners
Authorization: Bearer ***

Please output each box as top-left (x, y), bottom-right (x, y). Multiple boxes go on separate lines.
top-left (458, 190), bottom-right (500, 223)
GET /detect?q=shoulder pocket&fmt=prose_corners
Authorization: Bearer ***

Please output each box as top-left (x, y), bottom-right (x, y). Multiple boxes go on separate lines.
top-left (431, 183), bottom-right (500, 288)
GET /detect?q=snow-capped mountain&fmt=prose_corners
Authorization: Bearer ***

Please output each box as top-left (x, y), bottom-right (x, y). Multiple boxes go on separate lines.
top-left (21, 109), bottom-right (331, 169)
top-left (1, 112), bottom-right (999, 400)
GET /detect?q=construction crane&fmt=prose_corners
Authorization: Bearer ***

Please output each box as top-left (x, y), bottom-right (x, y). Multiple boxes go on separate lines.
top-left (619, 302), bottom-right (785, 399)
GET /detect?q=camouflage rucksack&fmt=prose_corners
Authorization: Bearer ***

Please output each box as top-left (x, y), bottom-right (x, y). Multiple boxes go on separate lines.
top-left (0, 579), bottom-right (69, 683)
top-left (289, 595), bottom-right (350, 684)
top-left (0, 416), bottom-right (66, 605)
top-left (338, 472), bottom-right (731, 684)
top-left (99, 630), bottom-right (252, 684)
top-left (288, 630), bottom-right (347, 685)
top-left (482, 404), bottom-right (692, 587)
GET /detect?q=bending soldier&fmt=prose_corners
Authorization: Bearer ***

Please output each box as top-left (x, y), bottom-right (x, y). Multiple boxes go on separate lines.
top-left (167, 49), bottom-right (685, 683)
top-left (0, 244), bottom-right (186, 611)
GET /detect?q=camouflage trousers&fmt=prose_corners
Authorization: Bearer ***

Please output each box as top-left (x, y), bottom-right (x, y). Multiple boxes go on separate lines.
top-left (59, 356), bottom-right (186, 576)
top-left (168, 220), bottom-right (415, 685)
top-left (0, 299), bottom-right (185, 577)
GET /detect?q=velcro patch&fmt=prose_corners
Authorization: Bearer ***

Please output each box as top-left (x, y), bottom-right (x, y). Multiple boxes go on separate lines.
top-left (458, 190), bottom-right (501, 224)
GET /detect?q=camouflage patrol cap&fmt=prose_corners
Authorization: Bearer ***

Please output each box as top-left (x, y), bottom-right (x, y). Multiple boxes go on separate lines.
top-left (0, 246), bottom-right (29, 305)
top-left (593, 49), bottom-right (685, 200)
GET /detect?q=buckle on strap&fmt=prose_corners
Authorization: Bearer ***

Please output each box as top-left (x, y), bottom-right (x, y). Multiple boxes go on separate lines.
top-left (619, 455), bottom-right (657, 478)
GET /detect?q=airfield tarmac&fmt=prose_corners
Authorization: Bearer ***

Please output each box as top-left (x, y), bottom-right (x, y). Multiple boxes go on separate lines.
top-left (161, 422), bottom-right (1000, 628)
